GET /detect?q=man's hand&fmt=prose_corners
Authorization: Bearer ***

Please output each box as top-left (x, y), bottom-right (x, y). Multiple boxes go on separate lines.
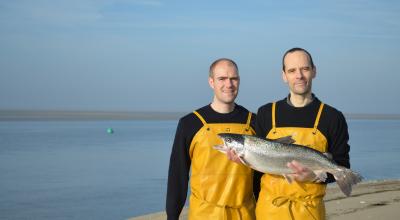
top-left (286, 160), bottom-right (317, 183)
top-left (226, 149), bottom-right (243, 164)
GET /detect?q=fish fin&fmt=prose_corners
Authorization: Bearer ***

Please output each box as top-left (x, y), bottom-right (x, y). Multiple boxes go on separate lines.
top-left (323, 152), bottom-right (333, 160)
top-left (313, 170), bottom-right (327, 183)
top-left (331, 167), bottom-right (363, 196)
top-left (213, 145), bottom-right (228, 154)
top-left (274, 135), bottom-right (295, 144)
top-left (283, 174), bottom-right (294, 184)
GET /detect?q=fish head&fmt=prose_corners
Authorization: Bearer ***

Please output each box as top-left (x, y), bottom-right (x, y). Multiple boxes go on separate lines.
top-left (217, 133), bottom-right (245, 153)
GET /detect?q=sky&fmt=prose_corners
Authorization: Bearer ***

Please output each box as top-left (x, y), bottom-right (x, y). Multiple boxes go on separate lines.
top-left (0, 0), bottom-right (399, 114)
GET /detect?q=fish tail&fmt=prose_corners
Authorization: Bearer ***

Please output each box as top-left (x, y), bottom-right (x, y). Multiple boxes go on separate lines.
top-left (331, 167), bottom-right (363, 196)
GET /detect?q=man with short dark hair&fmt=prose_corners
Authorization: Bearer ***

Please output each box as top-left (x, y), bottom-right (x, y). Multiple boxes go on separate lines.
top-left (255, 48), bottom-right (351, 220)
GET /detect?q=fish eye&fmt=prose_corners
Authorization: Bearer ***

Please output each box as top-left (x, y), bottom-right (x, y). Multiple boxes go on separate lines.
top-left (226, 138), bottom-right (231, 143)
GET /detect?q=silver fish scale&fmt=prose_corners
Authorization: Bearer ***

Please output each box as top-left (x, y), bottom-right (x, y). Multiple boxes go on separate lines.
top-left (242, 135), bottom-right (337, 174)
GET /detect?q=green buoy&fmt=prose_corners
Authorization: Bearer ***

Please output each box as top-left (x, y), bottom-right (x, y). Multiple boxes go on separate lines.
top-left (107, 128), bottom-right (114, 134)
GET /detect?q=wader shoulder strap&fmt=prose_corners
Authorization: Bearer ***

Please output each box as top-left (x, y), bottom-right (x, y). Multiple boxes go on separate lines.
top-left (313, 103), bottom-right (325, 134)
top-left (193, 111), bottom-right (207, 125)
top-left (245, 112), bottom-right (252, 131)
top-left (246, 112), bottom-right (252, 126)
top-left (272, 102), bottom-right (277, 134)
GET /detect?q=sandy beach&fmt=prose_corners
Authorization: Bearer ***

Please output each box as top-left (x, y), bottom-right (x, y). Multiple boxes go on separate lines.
top-left (128, 179), bottom-right (400, 220)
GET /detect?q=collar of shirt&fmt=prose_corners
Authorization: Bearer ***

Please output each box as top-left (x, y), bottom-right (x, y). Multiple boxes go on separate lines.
top-left (286, 93), bottom-right (316, 107)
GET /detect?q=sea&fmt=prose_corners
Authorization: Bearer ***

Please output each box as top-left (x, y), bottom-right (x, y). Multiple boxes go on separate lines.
top-left (0, 119), bottom-right (399, 220)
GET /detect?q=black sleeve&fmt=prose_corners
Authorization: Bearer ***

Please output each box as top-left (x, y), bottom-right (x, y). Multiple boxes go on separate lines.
top-left (253, 106), bottom-right (271, 198)
top-left (325, 111), bottom-right (350, 183)
top-left (253, 170), bottom-right (263, 201)
top-left (255, 106), bottom-right (268, 138)
top-left (166, 119), bottom-right (191, 220)
top-left (250, 112), bottom-right (262, 200)
top-left (250, 112), bottom-right (257, 132)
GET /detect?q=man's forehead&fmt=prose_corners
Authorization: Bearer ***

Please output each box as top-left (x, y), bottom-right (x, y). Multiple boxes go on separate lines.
top-left (214, 61), bottom-right (236, 69)
top-left (213, 70), bottom-right (239, 77)
top-left (284, 51), bottom-right (312, 66)
top-left (213, 65), bottom-right (238, 75)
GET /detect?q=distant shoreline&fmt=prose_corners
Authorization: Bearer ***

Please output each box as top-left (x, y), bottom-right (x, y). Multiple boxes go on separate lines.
top-left (0, 110), bottom-right (399, 121)
top-left (0, 110), bottom-right (186, 121)
top-left (345, 113), bottom-right (400, 120)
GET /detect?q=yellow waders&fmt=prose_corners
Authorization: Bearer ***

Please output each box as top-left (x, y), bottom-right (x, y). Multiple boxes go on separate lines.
top-left (188, 111), bottom-right (256, 220)
top-left (256, 103), bottom-right (328, 220)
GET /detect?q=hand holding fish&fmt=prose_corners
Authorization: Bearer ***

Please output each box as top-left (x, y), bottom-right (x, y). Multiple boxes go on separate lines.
top-left (286, 160), bottom-right (318, 183)
top-left (226, 149), bottom-right (242, 164)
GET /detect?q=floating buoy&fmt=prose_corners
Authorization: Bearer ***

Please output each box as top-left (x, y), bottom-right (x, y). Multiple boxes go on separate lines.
top-left (107, 128), bottom-right (114, 134)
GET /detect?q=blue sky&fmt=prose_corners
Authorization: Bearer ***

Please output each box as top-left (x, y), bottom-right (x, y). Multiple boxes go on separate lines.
top-left (0, 0), bottom-right (399, 114)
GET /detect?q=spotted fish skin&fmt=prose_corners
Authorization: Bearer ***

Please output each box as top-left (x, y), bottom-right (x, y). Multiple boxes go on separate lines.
top-left (215, 133), bottom-right (363, 197)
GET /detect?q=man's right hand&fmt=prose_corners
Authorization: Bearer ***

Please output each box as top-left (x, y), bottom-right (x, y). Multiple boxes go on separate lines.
top-left (226, 149), bottom-right (243, 164)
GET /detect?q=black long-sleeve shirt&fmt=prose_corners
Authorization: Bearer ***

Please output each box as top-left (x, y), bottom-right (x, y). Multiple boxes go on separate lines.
top-left (254, 96), bottom-right (351, 183)
top-left (166, 104), bottom-right (257, 220)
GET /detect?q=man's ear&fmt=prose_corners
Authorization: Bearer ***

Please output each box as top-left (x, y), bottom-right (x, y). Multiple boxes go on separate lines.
top-left (208, 77), bottom-right (215, 89)
top-left (282, 71), bottom-right (288, 83)
top-left (312, 66), bottom-right (317, 79)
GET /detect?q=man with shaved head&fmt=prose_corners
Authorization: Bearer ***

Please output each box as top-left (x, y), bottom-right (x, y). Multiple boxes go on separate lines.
top-left (166, 58), bottom-right (259, 220)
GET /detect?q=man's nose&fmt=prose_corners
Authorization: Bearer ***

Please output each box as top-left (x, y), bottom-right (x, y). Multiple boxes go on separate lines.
top-left (225, 79), bottom-right (234, 87)
top-left (295, 70), bottom-right (304, 79)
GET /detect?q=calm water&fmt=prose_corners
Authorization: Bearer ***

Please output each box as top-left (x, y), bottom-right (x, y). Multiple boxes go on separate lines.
top-left (0, 119), bottom-right (399, 219)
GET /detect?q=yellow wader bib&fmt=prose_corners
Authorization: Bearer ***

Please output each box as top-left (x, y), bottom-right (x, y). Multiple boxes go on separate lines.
top-left (256, 103), bottom-right (328, 220)
top-left (188, 111), bottom-right (256, 220)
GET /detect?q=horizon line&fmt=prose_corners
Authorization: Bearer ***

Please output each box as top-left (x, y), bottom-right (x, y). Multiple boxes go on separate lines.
top-left (0, 110), bottom-right (400, 121)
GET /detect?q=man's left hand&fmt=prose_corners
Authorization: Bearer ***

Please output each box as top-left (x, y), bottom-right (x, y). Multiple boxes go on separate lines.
top-left (287, 160), bottom-right (317, 182)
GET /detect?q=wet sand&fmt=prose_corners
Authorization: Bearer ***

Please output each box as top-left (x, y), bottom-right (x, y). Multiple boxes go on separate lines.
top-left (128, 179), bottom-right (400, 220)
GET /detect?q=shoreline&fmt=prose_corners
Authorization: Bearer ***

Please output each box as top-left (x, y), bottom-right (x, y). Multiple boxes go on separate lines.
top-left (127, 179), bottom-right (400, 220)
top-left (1, 110), bottom-right (400, 121)
top-left (0, 110), bottom-right (185, 121)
